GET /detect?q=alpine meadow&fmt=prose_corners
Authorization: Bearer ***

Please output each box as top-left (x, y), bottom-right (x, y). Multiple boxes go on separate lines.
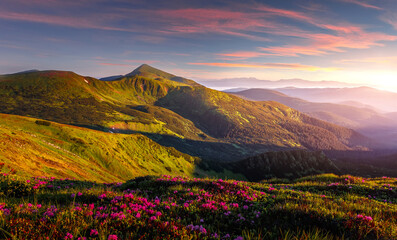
top-left (1, 0), bottom-right (397, 239)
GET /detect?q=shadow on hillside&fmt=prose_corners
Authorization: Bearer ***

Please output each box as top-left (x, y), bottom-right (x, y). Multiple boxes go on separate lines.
top-left (126, 131), bottom-right (292, 162)
top-left (71, 124), bottom-right (292, 162)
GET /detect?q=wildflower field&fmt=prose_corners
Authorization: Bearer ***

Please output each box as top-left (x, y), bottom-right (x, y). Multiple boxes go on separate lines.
top-left (0, 173), bottom-right (396, 240)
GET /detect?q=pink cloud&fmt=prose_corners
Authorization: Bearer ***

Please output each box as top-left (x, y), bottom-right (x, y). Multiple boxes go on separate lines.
top-left (188, 62), bottom-right (338, 72)
top-left (218, 25), bottom-right (397, 59)
top-left (1, 2), bottom-right (393, 58)
top-left (338, 56), bottom-right (397, 64)
top-left (255, 5), bottom-right (315, 23)
top-left (258, 31), bottom-right (397, 57)
top-left (217, 51), bottom-right (276, 58)
top-left (144, 5), bottom-right (395, 59)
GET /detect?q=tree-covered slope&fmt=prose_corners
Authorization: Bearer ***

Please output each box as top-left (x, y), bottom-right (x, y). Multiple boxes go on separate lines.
top-left (157, 85), bottom-right (372, 151)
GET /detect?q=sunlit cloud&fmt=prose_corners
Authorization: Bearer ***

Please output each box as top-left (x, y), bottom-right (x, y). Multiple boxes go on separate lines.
top-left (219, 29), bottom-right (397, 59)
top-left (188, 62), bottom-right (339, 72)
top-left (1, 0), bottom-right (396, 86)
top-left (216, 51), bottom-right (276, 59)
top-left (338, 56), bottom-right (397, 64)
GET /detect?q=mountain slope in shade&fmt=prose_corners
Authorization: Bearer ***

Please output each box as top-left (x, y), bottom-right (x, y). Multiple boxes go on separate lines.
top-left (276, 87), bottom-right (397, 112)
top-left (224, 150), bottom-right (339, 181)
top-left (338, 101), bottom-right (382, 112)
top-left (100, 75), bottom-right (123, 81)
top-left (233, 88), bottom-right (396, 147)
top-left (0, 65), bottom-right (373, 162)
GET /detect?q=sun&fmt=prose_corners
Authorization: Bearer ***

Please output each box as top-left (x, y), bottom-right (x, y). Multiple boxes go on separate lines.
top-left (374, 72), bottom-right (397, 92)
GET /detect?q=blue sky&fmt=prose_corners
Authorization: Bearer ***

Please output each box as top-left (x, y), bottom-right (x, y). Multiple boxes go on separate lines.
top-left (1, 0), bottom-right (397, 89)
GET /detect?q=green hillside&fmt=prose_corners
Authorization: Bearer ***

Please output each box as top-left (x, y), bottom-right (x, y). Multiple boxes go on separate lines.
top-left (0, 65), bottom-right (373, 162)
top-left (0, 113), bottom-right (199, 182)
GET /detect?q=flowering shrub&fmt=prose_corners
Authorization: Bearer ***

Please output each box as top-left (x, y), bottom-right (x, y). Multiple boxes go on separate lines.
top-left (0, 174), bottom-right (396, 239)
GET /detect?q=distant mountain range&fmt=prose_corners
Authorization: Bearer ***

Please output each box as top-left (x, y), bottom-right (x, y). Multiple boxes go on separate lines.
top-left (197, 77), bottom-right (358, 90)
top-left (275, 87), bottom-right (397, 112)
top-left (0, 64), bottom-right (383, 181)
top-left (233, 88), bottom-right (397, 148)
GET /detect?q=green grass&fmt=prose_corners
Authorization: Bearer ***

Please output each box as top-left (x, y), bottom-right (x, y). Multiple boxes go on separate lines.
top-left (0, 113), bottom-right (200, 182)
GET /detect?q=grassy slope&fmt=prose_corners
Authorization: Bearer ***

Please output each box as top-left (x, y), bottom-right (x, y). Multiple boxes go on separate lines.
top-left (0, 70), bottom-right (210, 141)
top-left (0, 113), bottom-right (199, 182)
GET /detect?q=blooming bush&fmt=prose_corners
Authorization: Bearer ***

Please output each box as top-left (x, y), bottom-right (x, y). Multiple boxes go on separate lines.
top-left (0, 174), bottom-right (396, 239)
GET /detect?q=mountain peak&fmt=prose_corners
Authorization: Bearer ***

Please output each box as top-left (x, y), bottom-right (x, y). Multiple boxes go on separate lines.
top-left (127, 64), bottom-right (175, 79)
top-left (125, 64), bottom-right (200, 86)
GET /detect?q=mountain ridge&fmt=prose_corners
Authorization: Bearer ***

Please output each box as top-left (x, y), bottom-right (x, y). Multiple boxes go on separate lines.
top-left (0, 65), bottom-right (374, 157)
top-left (197, 77), bottom-right (359, 89)
top-left (0, 64), bottom-right (379, 183)
top-left (276, 87), bottom-right (397, 112)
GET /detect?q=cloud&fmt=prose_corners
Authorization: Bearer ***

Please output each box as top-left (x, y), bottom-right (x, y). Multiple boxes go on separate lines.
top-left (258, 31), bottom-right (397, 57)
top-left (0, 2), bottom-right (391, 46)
top-left (337, 0), bottom-right (382, 10)
top-left (98, 63), bottom-right (132, 66)
top-left (0, 42), bottom-right (30, 50)
top-left (0, 10), bottom-right (139, 33)
top-left (380, 12), bottom-right (397, 30)
top-left (218, 26), bottom-right (397, 59)
top-left (98, 60), bottom-right (159, 66)
top-left (338, 56), bottom-right (397, 64)
top-left (200, 4), bottom-right (396, 59)
top-left (188, 62), bottom-right (338, 72)
top-left (217, 51), bottom-right (276, 59)
top-left (123, 60), bottom-right (159, 64)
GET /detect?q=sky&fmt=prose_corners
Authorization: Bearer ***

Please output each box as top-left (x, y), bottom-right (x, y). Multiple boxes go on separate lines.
top-left (1, 0), bottom-right (397, 90)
